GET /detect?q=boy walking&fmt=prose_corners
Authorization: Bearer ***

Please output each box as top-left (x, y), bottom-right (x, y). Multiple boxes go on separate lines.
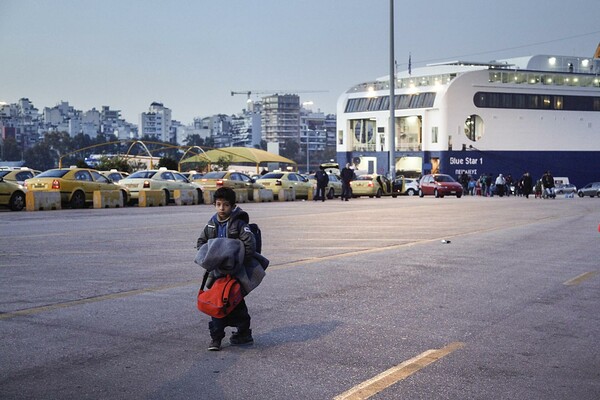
top-left (196, 187), bottom-right (258, 351)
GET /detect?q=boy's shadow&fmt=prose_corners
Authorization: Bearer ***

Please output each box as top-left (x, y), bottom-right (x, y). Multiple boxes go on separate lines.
top-left (255, 320), bottom-right (341, 347)
top-left (148, 320), bottom-right (342, 399)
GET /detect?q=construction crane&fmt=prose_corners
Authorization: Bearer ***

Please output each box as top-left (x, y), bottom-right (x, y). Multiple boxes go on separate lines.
top-left (230, 89), bottom-right (328, 100)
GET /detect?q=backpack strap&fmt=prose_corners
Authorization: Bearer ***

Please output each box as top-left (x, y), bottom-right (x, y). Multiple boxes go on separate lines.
top-left (200, 270), bottom-right (209, 290)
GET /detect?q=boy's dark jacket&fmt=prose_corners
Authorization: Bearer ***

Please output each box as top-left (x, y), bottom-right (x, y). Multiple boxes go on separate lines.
top-left (195, 206), bottom-right (268, 294)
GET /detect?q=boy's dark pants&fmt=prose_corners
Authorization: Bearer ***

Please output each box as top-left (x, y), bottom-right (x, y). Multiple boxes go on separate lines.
top-left (209, 299), bottom-right (251, 340)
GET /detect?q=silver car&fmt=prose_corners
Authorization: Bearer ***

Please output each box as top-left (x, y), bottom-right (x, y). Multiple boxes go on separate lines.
top-left (120, 168), bottom-right (203, 203)
top-left (554, 183), bottom-right (577, 195)
top-left (403, 178), bottom-right (420, 196)
top-left (577, 182), bottom-right (600, 198)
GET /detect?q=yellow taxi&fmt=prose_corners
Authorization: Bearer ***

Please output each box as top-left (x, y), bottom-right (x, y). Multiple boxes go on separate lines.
top-left (120, 168), bottom-right (202, 204)
top-left (306, 173), bottom-right (343, 199)
top-left (24, 167), bottom-right (129, 208)
top-left (0, 167), bottom-right (39, 185)
top-left (100, 170), bottom-right (130, 183)
top-left (350, 174), bottom-right (400, 198)
top-left (181, 171), bottom-right (204, 181)
top-left (0, 176), bottom-right (26, 211)
top-left (198, 171), bottom-right (264, 200)
top-left (257, 171), bottom-right (313, 199)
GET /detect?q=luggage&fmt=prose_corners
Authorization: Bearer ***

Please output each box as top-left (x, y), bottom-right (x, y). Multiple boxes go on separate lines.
top-left (248, 223), bottom-right (262, 254)
top-left (197, 273), bottom-right (243, 318)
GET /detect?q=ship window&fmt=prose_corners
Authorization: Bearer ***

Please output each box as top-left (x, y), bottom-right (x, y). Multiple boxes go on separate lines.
top-left (474, 91), bottom-right (600, 111)
top-left (351, 119), bottom-right (376, 151)
top-left (346, 93), bottom-right (435, 113)
top-left (528, 95), bottom-right (540, 109)
top-left (464, 115), bottom-right (484, 142)
top-left (408, 95), bottom-right (420, 108)
top-left (396, 95), bottom-right (411, 109)
top-left (380, 96), bottom-right (390, 110)
top-left (420, 93), bottom-right (435, 107)
top-left (432, 127), bottom-right (438, 143)
top-left (554, 96), bottom-right (563, 110)
top-left (488, 93), bottom-right (500, 108)
top-left (474, 93), bottom-right (486, 107)
top-left (541, 96), bottom-right (552, 109)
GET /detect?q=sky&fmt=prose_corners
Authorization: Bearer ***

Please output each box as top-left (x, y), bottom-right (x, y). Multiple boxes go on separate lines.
top-left (1, 0), bottom-right (599, 125)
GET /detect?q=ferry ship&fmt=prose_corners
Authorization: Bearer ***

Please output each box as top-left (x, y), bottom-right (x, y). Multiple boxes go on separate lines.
top-left (336, 44), bottom-right (600, 187)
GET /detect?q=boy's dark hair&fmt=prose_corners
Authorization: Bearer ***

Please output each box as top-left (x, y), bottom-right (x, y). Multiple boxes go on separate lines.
top-left (214, 187), bottom-right (236, 205)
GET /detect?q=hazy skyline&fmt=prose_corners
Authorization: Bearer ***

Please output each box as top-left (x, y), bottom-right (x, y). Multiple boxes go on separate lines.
top-left (1, 0), bottom-right (599, 124)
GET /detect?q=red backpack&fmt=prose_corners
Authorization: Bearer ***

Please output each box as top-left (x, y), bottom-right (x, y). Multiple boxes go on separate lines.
top-left (197, 273), bottom-right (243, 318)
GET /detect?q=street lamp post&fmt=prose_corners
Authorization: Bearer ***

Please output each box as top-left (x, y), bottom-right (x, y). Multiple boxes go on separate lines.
top-left (388, 0), bottom-right (396, 178)
top-left (306, 128), bottom-right (310, 173)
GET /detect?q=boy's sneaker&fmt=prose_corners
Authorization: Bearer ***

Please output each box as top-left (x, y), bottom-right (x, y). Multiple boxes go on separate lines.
top-left (230, 332), bottom-right (254, 346)
top-left (208, 338), bottom-right (222, 351)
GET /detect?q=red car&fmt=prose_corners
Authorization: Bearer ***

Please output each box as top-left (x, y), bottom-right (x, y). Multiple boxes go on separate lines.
top-left (419, 174), bottom-right (463, 198)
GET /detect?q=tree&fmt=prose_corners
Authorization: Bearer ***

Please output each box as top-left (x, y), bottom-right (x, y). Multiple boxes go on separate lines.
top-left (184, 134), bottom-right (207, 147)
top-left (71, 133), bottom-right (93, 152)
top-left (44, 131), bottom-right (72, 155)
top-left (157, 156), bottom-right (179, 171)
top-left (213, 156), bottom-right (233, 171)
top-left (23, 142), bottom-right (57, 171)
top-left (2, 137), bottom-right (22, 161)
top-left (181, 160), bottom-right (209, 173)
top-left (280, 139), bottom-right (302, 164)
top-left (75, 159), bottom-right (91, 168)
top-left (95, 156), bottom-right (133, 173)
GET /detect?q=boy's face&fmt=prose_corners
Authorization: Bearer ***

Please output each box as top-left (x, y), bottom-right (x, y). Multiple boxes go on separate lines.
top-left (215, 199), bottom-right (233, 220)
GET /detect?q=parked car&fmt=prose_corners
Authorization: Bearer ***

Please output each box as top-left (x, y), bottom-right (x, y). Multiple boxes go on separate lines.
top-left (577, 182), bottom-right (600, 198)
top-left (350, 174), bottom-right (398, 198)
top-left (100, 170), bottom-right (129, 183)
top-left (419, 174), bottom-right (463, 198)
top-left (181, 171), bottom-right (204, 181)
top-left (24, 167), bottom-right (129, 208)
top-left (120, 168), bottom-right (202, 204)
top-left (306, 173), bottom-right (342, 199)
top-left (554, 183), bottom-right (577, 195)
top-left (197, 171), bottom-right (264, 200)
top-left (257, 171), bottom-right (313, 199)
top-left (400, 177), bottom-right (419, 196)
top-left (0, 167), bottom-right (39, 185)
top-left (0, 176), bottom-right (26, 211)
top-left (320, 162), bottom-right (341, 176)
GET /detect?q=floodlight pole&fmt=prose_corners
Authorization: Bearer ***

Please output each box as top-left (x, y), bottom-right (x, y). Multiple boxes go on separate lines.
top-left (306, 129), bottom-right (310, 173)
top-left (388, 0), bottom-right (396, 179)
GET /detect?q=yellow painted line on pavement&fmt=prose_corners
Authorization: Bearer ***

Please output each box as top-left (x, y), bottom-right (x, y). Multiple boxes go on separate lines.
top-left (563, 271), bottom-right (597, 286)
top-left (333, 342), bottom-right (465, 400)
top-left (0, 279), bottom-right (201, 321)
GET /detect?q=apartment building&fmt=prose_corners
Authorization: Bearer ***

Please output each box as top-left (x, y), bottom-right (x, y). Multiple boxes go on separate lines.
top-left (261, 94), bottom-right (300, 147)
top-left (139, 102), bottom-right (173, 142)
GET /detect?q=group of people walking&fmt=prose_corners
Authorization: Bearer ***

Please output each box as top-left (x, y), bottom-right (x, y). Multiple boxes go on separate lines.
top-left (458, 170), bottom-right (556, 199)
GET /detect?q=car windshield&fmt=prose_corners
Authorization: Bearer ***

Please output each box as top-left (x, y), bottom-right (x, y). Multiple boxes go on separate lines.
top-left (106, 173), bottom-right (122, 182)
top-left (0, 171), bottom-right (9, 178)
top-left (36, 169), bottom-right (69, 178)
top-left (356, 175), bottom-right (373, 181)
top-left (128, 171), bottom-right (157, 179)
top-left (260, 173), bottom-right (284, 179)
top-left (434, 175), bottom-right (455, 183)
top-left (203, 172), bottom-right (226, 179)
